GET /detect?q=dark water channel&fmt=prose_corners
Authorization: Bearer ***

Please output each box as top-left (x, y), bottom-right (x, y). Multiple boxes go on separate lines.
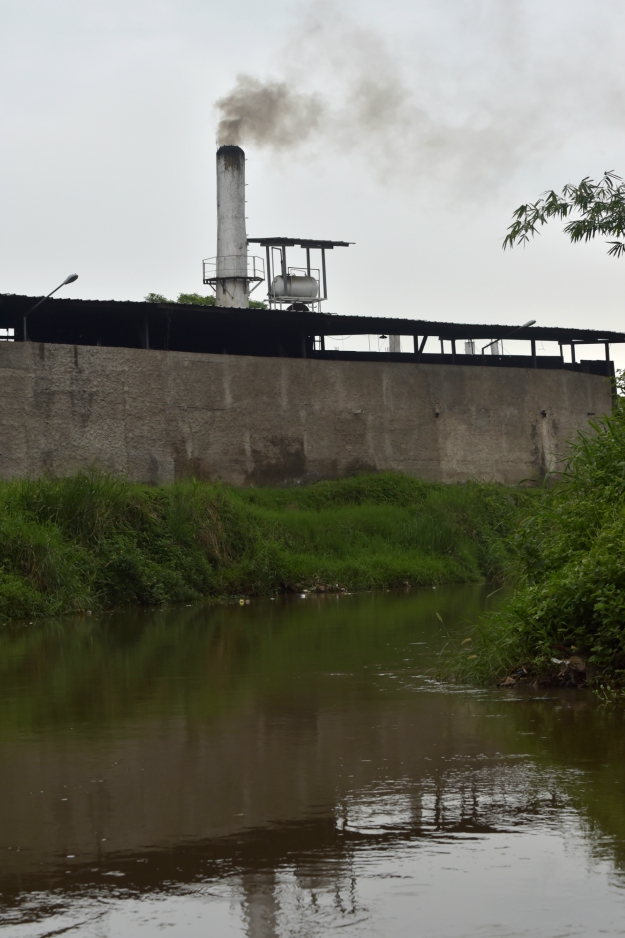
top-left (2, 586), bottom-right (625, 937)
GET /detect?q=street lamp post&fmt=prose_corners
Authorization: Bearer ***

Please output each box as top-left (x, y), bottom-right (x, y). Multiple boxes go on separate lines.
top-left (23, 273), bottom-right (78, 341)
top-left (481, 320), bottom-right (536, 355)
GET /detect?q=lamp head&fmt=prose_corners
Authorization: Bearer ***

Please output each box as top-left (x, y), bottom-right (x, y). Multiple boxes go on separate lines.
top-left (63, 273), bottom-right (79, 285)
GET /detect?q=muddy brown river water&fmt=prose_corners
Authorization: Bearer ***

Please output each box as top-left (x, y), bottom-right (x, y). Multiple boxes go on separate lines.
top-left (1, 585), bottom-right (625, 937)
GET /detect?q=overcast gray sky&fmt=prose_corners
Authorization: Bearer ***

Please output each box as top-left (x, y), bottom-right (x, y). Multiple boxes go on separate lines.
top-left (2, 0), bottom-right (625, 363)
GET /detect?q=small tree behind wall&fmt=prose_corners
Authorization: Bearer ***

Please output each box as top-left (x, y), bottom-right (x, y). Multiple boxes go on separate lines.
top-left (145, 292), bottom-right (266, 308)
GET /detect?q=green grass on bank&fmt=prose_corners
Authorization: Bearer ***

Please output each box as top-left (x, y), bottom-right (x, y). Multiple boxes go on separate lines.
top-left (0, 472), bottom-right (524, 620)
top-left (449, 389), bottom-right (625, 687)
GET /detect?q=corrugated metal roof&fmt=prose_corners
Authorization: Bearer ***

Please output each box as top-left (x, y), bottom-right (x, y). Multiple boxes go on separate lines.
top-left (1, 293), bottom-right (624, 344)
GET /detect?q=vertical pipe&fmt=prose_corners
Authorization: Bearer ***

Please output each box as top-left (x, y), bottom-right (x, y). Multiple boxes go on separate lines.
top-left (605, 342), bottom-right (611, 377)
top-left (531, 339), bottom-right (537, 368)
top-left (281, 246), bottom-right (287, 282)
top-left (321, 250), bottom-right (327, 299)
top-left (439, 338), bottom-right (444, 355)
top-left (451, 338), bottom-right (456, 362)
top-left (216, 146), bottom-right (248, 308)
top-left (306, 248), bottom-right (311, 276)
top-left (571, 343), bottom-right (576, 364)
top-left (265, 245), bottom-right (271, 305)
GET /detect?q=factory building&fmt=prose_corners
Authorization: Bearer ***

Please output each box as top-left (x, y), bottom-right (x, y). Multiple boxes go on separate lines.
top-left (0, 146), bottom-right (621, 486)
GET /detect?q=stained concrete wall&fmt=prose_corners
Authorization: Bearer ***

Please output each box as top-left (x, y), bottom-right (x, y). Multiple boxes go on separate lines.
top-left (0, 342), bottom-right (612, 486)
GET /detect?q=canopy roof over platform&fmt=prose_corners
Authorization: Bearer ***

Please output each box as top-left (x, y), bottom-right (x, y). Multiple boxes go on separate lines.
top-left (247, 238), bottom-right (352, 249)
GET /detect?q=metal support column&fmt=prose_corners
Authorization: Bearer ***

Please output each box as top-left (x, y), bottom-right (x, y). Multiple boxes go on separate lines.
top-left (531, 339), bottom-right (537, 368)
top-left (281, 247), bottom-right (287, 282)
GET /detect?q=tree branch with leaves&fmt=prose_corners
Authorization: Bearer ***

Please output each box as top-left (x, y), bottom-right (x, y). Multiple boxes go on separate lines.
top-left (503, 171), bottom-right (625, 258)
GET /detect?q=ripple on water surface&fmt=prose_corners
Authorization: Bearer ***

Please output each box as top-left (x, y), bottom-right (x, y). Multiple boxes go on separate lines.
top-left (1, 585), bottom-right (625, 937)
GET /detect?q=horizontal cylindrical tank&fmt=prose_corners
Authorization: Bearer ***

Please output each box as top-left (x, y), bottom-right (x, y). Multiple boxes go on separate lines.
top-left (272, 275), bottom-right (318, 299)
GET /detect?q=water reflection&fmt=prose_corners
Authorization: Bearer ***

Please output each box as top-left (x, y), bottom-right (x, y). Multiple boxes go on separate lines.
top-left (1, 587), bottom-right (625, 936)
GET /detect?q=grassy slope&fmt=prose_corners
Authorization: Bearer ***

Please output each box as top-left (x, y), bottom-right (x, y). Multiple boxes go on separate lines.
top-left (451, 395), bottom-right (625, 686)
top-left (0, 472), bottom-right (522, 620)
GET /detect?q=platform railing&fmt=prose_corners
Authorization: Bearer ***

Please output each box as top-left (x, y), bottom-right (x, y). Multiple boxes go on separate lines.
top-left (203, 255), bottom-right (265, 284)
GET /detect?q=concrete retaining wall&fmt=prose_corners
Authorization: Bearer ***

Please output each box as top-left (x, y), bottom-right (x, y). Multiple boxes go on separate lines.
top-left (0, 342), bottom-right (612, 486)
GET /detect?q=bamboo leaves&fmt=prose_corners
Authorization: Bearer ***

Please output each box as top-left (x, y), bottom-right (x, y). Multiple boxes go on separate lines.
top-left (503, 171), bottom-right (625, 257)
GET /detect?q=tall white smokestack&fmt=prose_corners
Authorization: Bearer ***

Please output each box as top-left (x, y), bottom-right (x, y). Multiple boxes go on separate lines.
top-left (216, 145), bottom-right (248, 308)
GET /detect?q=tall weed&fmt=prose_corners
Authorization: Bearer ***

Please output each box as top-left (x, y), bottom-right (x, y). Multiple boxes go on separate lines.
top-left (451, 384), bottom-right (625, 684)
top-left (0, 471), bottom-right (521, 620)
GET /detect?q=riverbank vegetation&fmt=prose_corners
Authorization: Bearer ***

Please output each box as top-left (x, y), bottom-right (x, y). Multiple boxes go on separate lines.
top-left (0, 472), bottom-right (522, 620)
top-left (452, 389), bottom-right (625, 688)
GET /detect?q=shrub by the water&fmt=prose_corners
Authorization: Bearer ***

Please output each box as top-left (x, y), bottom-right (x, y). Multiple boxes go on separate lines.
top-left (0, 472), bottom-right (521, 620)
top-left (452, 387), bottom-right (625, 686)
